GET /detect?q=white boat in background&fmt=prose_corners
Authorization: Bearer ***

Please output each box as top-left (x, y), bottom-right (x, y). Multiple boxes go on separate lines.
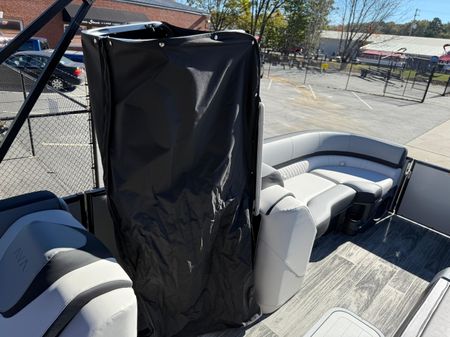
top-left (357, 49), bottom-right (407, 67)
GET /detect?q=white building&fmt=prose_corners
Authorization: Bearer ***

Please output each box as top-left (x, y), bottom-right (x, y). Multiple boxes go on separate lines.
top-left (319, 30), bottom-right (450, 59)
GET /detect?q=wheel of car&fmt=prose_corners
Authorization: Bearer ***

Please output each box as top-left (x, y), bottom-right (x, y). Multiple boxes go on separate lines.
top-left (50, 78), bottom-right (65, 91)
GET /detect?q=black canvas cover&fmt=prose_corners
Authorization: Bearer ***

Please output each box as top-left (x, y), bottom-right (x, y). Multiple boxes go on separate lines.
top-left (82, 22), bottom-right (261, 337)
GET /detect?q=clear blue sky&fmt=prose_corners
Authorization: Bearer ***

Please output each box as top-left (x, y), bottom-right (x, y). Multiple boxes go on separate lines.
top-left (400, 0), bottom-right (450, 23)
top-left (328, 0), bottom-right (450, 24)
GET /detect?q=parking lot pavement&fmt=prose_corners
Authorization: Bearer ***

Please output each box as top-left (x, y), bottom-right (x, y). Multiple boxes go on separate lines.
top-left (0, 83), bottom-right (94, 198)
top-left (1, 66), bottom-right (449, 198)
top-left (260, 68), bottom-right (450, 169)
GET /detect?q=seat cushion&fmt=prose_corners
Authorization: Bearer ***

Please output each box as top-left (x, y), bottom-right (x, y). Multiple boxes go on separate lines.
top-left (308, 185), bottom-right (356, 237)
top-left (343, 180), bottom-right (382, 204)
top-left (283, 173), bottom-right (336, 204)
top-left (312, 166), bottom-right (394, 197)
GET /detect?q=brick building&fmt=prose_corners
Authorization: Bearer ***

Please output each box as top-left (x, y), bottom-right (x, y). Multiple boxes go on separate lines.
top-left (0, 0), bottom-right (208, 48)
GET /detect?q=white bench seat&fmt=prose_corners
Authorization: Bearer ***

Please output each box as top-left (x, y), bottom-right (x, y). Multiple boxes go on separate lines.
top-left (312, 166), bottom-right (394, 197)
top-left (283, 173), bottom-right (336, 204)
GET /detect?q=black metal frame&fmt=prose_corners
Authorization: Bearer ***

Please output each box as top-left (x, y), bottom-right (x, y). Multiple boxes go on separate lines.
top-left (63, 192), bottom-right (88, 226)
top-left (421, 66), bottom-right (436, 103)
top-left (0, 0), bottom-right (95, 163)
top-left (390, 157), bottom-right (415, 214)
top-left (85, 187), bottom-right (107, 233)
top-left (392, 158), bottom-right (450, 215)
top-left (443, 77), bottom-right (450, 96)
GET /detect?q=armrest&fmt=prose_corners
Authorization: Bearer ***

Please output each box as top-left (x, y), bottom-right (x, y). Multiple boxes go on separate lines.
top-left (255, 188), bottom-right (316, 313)
top-left (259, 184), bottom-right (294, 215)
top-left (261, 163), bottom-right (284, 190)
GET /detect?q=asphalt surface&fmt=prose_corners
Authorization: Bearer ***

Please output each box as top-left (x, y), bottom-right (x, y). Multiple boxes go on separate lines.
top-left (261, 65), bottom-right (450, 168)
top-left (0, 81), bottom-right (93, 199)
top-left (0, 65), bottom-right (449, 198)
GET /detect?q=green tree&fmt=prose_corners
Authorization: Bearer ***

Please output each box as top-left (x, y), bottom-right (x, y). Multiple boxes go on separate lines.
top-left (425, 17), bottom-right (444, 37)
top-left (303, 0), bottom-right (333, 55)
top-left (247, 0), bottom-right (288, 42)
top-left (186, 0), bottom-right (241, 30)
top-left (282, 0), bottom-right (310, 52)
top-left (263, 11), bottom-right (288, 50)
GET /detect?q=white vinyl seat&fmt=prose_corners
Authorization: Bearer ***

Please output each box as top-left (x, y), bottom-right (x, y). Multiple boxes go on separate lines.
top-left (256, 185), bottom-right (316, 314)
top-left (283, 173), bottom-right (356, 237)
top-left (283, 173), bottom-right (336, 204)
top-left (312, 166), bottom-right (394, 197)
top-left (254, 132), bottom-right (407, 314)
top-left (0, 191), bottom-right (137, 337)
top-left (263, 131), bottom-right (407, 234)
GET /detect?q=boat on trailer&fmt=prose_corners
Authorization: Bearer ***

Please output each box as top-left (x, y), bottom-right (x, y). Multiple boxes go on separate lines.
top-left (1, 2), bottom-right (450, 337)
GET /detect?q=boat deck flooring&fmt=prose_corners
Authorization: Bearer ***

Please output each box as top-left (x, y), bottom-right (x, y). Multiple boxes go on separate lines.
top-left (203, 215), bottom-right (450, 337)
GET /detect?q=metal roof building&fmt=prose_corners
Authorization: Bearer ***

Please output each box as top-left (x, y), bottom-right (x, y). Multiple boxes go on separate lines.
top-left (117, 0), bottom-right (205, 15)
top-left (320, 30), bottom-right (450, 58)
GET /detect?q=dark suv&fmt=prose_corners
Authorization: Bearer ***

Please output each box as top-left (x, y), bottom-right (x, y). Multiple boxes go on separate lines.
top-left (5, 50), bottom-right (83, 91)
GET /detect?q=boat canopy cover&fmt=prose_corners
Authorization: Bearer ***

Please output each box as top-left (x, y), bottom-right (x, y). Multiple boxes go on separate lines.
top-left (82, 22), bottom-right (261, 337)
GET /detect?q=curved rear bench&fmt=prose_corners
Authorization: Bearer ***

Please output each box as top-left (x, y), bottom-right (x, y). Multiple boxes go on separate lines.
top-left (263, 131), bottom-right (407, 235)
top-left (255, 131), bottom-right (407, 314)
top-left (0, 191), bottom-right (137, 337)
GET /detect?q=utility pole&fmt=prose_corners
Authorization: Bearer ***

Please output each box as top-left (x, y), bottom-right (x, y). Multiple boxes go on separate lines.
top-left (409, 9), bottom-right (419, 36)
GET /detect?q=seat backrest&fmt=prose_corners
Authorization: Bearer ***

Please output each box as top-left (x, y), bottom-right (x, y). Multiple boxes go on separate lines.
top-left (0, 190), bottom-right (68, 239)
top-left (263, 131), bottom-right (407, 169)
top-left (0, 192), bottom-right (137, 337)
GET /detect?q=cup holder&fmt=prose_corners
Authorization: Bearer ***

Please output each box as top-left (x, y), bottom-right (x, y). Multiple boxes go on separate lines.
top-left (347, 204), bottom-right (366, 222)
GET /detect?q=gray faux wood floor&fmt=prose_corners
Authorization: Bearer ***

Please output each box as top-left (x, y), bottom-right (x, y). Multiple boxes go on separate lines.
top-left (203, 215), bottom-right (450, 337)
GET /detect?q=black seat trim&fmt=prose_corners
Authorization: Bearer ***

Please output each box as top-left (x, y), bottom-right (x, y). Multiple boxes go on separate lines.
top-left (273, 150), bottom-right (406, 170)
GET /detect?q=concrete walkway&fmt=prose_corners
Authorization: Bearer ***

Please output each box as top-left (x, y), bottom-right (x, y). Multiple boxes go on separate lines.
top-left (406, 120), bottom-right (450, 168)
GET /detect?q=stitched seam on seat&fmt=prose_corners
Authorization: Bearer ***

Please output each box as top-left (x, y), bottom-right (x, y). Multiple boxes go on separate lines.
top-left (310, 171), bottom-right (340, 184)
top-left (259, 237), bottom-right (302, 277)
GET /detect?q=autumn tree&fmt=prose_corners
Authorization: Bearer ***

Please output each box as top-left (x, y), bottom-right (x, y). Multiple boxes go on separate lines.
top-left (186, 0), bottom-right (241, 30)
top-left (247, 0), bottom-right (289, 42)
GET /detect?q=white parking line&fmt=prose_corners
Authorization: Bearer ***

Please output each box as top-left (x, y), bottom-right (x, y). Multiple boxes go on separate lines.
top-left (308, 85), bottom-right (317, 100)
top-left (42, 143), bottom-right (90, 147)
top-left (352, 92), bottom-right (373, 110)
top-left (267, 79), bottom-right (273, 90)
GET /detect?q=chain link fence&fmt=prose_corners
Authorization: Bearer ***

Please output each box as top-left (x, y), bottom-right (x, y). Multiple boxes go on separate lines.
top-left (0, 62), bottom-right (98, 199)
top-left (443, 77), bottom-right (450, 96)
top-left (262, 51), bottom-right (449, 103)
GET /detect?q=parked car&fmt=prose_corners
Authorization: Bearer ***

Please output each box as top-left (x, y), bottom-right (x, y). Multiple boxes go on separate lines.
top-left (64, 50), bottom-right (84, 63)
top-left (0, 36), bottom-right (50, 51)
top-left (18, 37), bottom-right (50, 52)
top-left (5, 50), bottom-right (83, 91)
